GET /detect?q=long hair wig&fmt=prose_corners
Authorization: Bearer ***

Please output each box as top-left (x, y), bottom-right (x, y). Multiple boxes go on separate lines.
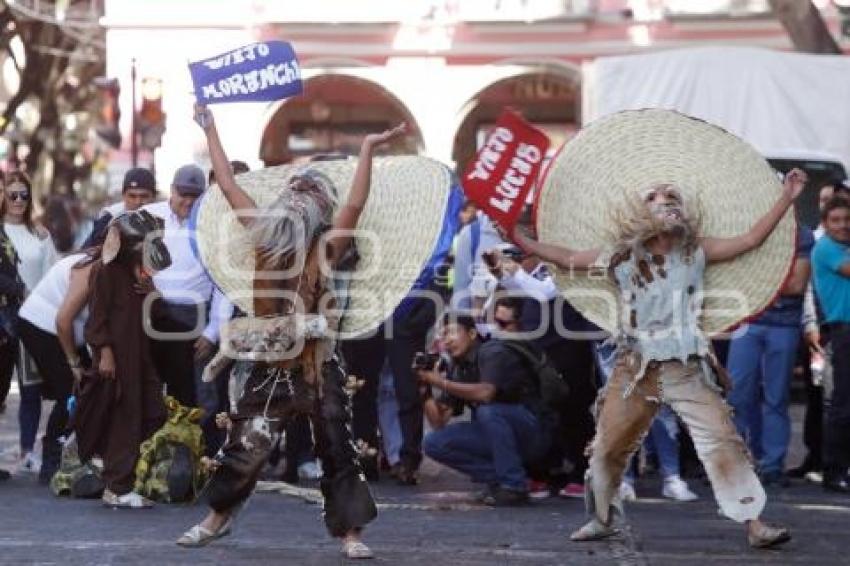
top-left (608, 183), bottom-right (703, 260)
top-left (249, 168), bottom-right (339, 268)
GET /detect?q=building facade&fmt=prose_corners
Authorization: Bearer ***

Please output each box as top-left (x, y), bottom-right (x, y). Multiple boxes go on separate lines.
top-left (103, 0), bottom-right (846, 188)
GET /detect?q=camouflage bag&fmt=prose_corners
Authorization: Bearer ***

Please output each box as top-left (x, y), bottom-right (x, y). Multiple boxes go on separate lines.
top-left (49, 434), bottom-right (104, 499)
top-left (134, 397), bottom-right (206, 503)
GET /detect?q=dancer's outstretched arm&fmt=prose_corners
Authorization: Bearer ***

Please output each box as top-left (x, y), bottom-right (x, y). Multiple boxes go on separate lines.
top-left (509, 228), bottom-right (600, 271)
top-left (194, 104), bottom-right (257, 224)
top-left (701, 168), bottom-right (806, 264)
top-left (328, 122), bottom-right (407, 261)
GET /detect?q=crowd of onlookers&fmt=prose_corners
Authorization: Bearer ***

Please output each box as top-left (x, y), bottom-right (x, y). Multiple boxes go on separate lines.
top-left (1, 162), bottom-right (849, 509)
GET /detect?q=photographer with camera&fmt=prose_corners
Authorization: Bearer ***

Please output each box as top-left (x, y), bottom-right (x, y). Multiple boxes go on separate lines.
top-left (483, 239), bottom-right (599, 499)
top-left (417, 299), bottom-right (552, 506)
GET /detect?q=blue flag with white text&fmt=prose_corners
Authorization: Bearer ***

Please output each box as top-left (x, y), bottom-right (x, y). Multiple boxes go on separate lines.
top-left (189, 41), bottom-right (303, 104)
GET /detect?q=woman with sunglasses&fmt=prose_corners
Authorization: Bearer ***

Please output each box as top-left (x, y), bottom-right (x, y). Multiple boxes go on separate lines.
top-left (1, 171), bottom-right (58, 480)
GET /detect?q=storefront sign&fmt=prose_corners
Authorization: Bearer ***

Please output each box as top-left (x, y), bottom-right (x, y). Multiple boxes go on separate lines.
top-left (463, 109), bottom-right (550, 231)
top-left (189, 41), bottom-right (303, 104)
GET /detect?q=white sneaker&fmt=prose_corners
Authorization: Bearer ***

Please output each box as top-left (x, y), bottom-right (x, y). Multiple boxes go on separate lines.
top-left (341, 539), bottom-right (373, 559)
top-left (804, 471), bottom-right (823, 484)
top-left (102, 489), bottom-right (154, 509)
top-left (662, 475), bottom-right (698, 502)
top-left (619, 481), bottom-right (637, 502)
top-left (297, 460), bottom-right (323, 480)
top-left (18, 451), bottom-right (41, 474)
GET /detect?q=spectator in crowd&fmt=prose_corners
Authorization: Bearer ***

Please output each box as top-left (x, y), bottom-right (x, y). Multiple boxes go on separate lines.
top-left (726, 222), bottom-right (814, 487)
top-left (82, 211), bottom-right (170, 508)
top-left (484, 242), bottom-right (598, 499)
top-left (813, 182), bottom-right (850, 239)
top-left (143, 165), bottom-right (232, 448)
top-left (792, 183), bottom-right (849, 481)
top-left (0, 170), bottom-right (25, 415)
top-left (0, 170), bottom-right (25, 480)
top-left (16, 237), bottom-right (105, 485)
top-left (444, 200), bottom-right (479, 294)
top-left (811, 196), bottom-right (850, 493)
top-left (451, 212), bottom-right (504, 313)
top-left (420, 303), bottom-right (551, 506)
top-left (83, 168), bottom-right (157, 249)
top-left (1, 171), bottom-right (58, 480)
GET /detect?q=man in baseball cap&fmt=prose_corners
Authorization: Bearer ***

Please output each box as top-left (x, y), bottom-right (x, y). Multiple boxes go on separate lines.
top-left (142, 163), bottom-right (231, 449)
top-left (82, 167), bottom-right (158, 248)
top-left (122, 167), bottom-right (158, 209)
top-left (172, 164), bottom-right (206, 196)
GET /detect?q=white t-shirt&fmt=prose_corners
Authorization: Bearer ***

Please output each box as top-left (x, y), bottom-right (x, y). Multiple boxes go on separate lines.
top-left (3, 223), bottom-right (57, 291)
top-left (18, 253), bottom-right (88, 345)
top-left (142, 200), bottom-right (232, 342)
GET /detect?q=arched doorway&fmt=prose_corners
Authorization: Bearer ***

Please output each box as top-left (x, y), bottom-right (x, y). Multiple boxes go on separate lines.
top-left (452, 68), bottom-right (580, 175)
top-left (260, 74), bottom-right (424, 165)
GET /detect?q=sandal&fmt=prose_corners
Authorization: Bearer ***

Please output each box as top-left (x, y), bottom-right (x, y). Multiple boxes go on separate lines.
top-left (341, 540), bottom-right (374, 559)
top-left (570, 518), bottom-right (618, 542)
top-left (176, 518), bottom-right (233, 548)
top-left (748, 522), bottom-right (791, 549)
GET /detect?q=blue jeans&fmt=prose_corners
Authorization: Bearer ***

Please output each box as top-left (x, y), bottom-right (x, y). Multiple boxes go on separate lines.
top-left (377, 362), bottom-right (402, 466)
top-left (727, 323), bottom-right (801, 475)
top-left (423, 403), bottom-right (548, 491)
top-left (625, 405), bottom-right (681, 481)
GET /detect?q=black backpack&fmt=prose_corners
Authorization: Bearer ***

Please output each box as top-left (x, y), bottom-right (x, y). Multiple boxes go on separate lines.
top-left (502, 341), bottom-right (570, 409)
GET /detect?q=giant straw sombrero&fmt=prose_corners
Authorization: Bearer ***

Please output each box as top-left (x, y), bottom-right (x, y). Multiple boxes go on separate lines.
top-left (536, 109), bottom-right (796, 336)
top-left (194, 156), bottom-right (453, 337)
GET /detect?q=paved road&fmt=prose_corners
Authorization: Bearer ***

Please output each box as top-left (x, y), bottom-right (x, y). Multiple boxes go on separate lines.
top-left (2, 394), bottom-right (850, 565)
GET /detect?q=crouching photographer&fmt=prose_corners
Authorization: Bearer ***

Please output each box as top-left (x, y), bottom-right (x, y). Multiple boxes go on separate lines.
top-left (417, 298), bottom-right (554, 506)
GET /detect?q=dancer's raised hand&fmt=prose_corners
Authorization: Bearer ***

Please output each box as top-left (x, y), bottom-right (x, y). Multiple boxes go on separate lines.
top-left (364, 122), bottom-right (407, 147)
top-left (783, 168), bottom-right (807, 201)
top-left (193, 103), bottom-right (214, 131)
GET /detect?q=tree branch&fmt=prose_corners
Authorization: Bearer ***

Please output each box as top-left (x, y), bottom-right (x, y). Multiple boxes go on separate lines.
top-left (769, 0), bottom-right (841, 54)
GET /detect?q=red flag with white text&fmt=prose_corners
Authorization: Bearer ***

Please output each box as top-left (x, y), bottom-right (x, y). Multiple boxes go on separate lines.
top-left (462, 109), bottom-right (550, 232)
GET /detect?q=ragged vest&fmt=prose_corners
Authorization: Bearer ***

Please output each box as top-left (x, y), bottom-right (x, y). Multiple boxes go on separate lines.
top-left (611, 245), bottom-right (710, 381)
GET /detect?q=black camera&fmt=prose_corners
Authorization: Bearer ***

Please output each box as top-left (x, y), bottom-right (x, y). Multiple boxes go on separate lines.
top-left (483, 246), bottom-right (524, 269)
top-left (501, 246), bottom-right (524, 261)
top-left (412, 352), bottom-right (441, 372)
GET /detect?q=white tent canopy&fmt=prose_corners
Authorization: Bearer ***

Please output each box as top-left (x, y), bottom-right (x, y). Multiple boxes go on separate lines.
top-left (582, 47), bottom-right (850, 174)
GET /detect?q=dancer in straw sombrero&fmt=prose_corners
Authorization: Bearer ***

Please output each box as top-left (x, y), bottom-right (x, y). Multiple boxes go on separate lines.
top-left (176, 103), bottom-right (453, 558)
top-left (502, 109), bottom-right (802, 548)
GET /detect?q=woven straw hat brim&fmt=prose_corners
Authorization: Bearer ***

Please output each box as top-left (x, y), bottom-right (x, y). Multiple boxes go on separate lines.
top-left (536, 109), bottom-right (796, 336)
top-left (195, 156), bottom-right (453, 337)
